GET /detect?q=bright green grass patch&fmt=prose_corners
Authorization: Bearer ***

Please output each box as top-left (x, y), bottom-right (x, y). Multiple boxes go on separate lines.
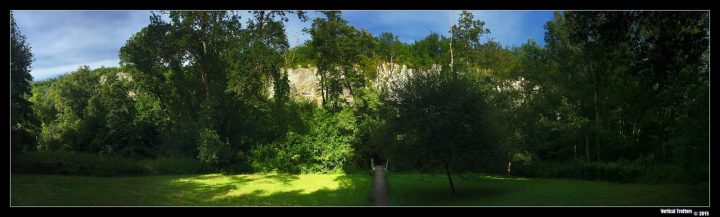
top-left (11, 173), bottom-right (371, 206)
top-left (387, 173), bottom-right (709, 206)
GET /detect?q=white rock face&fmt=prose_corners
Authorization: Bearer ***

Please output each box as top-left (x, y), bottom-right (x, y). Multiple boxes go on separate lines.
top-left (104, 64), bottom-right (438, 103)
top-left (285, 67), bottom-right (321, 103)
top-left (100, 72), bottom-right (133, 85)
top-left (115, 72), bottom-right (133, 82)
top-left (99, 72), bottom-right (135, 98)
top-left (280, 62), bottom-right (423, 104)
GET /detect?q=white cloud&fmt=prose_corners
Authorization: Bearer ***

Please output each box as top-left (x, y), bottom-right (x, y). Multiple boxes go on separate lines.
top-left (13, 10), bottom-right (151, 81)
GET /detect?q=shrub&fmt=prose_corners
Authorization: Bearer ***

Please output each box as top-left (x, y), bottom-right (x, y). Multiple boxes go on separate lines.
top-left (510, 158), bottom-right (689, 184)
top-left (145, 157), bottom-right (213, 175)
top-left (12, 152), bottom-right (144, 176)
top-left (249, 107), bottom-right (357, 174)
top-left (11, 151), bottom-right (211, 176)
top-left (249, 132), bottom-right (305, 174)
top-left (197, 128), bottom-right (233, 166)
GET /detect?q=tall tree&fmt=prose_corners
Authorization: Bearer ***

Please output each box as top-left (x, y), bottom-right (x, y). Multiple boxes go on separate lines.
top-left (121, 10), bottom-right (305, 162)
top-left (449, 11), bottom-right (490, 73)
top-left (11, 12), bottom-right (38, 153)
top-left (410, 32), bottom-right (449, 72)
top-left (307, 11), bottom-right (374, 109)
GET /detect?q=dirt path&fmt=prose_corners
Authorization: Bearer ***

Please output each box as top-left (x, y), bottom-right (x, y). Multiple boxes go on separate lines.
top-left (372, 165), bottom-right (389, 206)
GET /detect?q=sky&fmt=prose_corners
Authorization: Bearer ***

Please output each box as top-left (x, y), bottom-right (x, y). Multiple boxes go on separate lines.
top-left (13, 10), bottom-right (555, 81)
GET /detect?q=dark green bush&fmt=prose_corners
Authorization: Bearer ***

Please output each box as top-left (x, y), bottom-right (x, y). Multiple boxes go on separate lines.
top-left (197, 128), bottom-right (233, 166)
top-left (12, 151), bottom-right (212, 176)
top-left (511, 158), bottom-right (693, 184)
top-left (145, 157), bottom-right (214, 175)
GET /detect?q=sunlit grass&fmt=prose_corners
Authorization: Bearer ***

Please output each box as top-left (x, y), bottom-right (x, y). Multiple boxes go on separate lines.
top-left (11, 173), bottom-right (371, 206)
top-left (174, 173), bottom-right (347, 200)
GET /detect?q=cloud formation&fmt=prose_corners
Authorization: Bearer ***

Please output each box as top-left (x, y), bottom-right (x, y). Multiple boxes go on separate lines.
top-left (13, 10), bottom-right (151, 81)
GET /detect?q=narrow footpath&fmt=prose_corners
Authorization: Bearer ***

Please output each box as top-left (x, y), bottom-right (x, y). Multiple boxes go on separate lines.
top-left (372, 165), bottom-right (389, 206)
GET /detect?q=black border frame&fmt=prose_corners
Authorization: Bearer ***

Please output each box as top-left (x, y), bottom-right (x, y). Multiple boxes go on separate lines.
top-left (3, 0), bottom-right (715, 216)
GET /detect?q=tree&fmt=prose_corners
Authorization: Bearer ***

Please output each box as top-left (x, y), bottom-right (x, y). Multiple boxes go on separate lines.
top-left (501, 11), bottom-right (708, 183)
top-left (121, 10), bottom-right (306, 163)
top-left (628, 12), bottom-right (709, 181)
top-left (410, 32), bottom-right (449, 72)
top-left (11, 12), bottom-right (38, 154)
top-left (307, 11), bottom-right (375, 109)
top-left (376, 32), bottom-right (412, 69)
top-left (285, 42), bottom-right (315, 67)
top-left (227, 10), bottom-right (307, 104)
top-left (384, 70), bottom-right (500, 194)
top-left (30, 66), bottom-right (159, 156)
top-left (449, 11), bottom-right (490, 73)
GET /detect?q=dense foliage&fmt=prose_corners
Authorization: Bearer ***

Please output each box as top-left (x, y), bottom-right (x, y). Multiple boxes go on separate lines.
top-left (382, 70), bottom-right (502, 194)
top-left (12, 151), bottom-right (211, 176)
top-left (250, 107), bottom-right (358, 173)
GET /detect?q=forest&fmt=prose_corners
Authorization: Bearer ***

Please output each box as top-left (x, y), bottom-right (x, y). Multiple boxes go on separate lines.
top-left (10, 10), bottom-right (709, 205)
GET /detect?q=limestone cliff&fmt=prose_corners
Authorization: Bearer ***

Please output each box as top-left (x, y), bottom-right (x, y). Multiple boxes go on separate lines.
top-left (280, 62), bottom-right (422, 104)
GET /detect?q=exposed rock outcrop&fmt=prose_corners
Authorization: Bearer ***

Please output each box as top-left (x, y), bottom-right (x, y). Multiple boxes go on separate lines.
top-left (280, 62), bottom-right (421, 104)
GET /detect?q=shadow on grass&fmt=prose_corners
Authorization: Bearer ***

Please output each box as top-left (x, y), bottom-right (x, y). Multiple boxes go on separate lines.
top-left (392, 186), bottom-right (514, 206)
top-left (386, 174), bottom-right (517, 206)
top-left (263, 174), bottom-right (300, 186)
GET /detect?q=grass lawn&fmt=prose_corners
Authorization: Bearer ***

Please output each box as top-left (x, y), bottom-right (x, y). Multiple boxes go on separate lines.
top-left (11, 173), bottom-right (371, 206)
top-left (11, 172), bottom-right (708, 206)
top-left (387, 173), bottom-right (709, 206)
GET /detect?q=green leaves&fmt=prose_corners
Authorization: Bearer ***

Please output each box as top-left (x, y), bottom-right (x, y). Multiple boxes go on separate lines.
top-left (197, 128), bottom-right (233, 166)
top-left (384, 70), bottom-right (500, 172)
top-left (503, 11), bottom-right (708, 184)
top-left (308, 11), bottom-right (376, 109)
top-left (250, 107), bottom-right (357, 173)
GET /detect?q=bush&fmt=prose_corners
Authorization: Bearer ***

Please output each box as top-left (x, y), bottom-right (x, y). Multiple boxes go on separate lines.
top-left (249, 107), bottom-right (357, 174)
top-left (197, 128), bottom-right (233, 166)
top-left (249, 132), bottom-right (305, 174)
top-left (12, 152), bottom-right (144, 176)
top-left (145, 157), bottom-right (214, 175)
top-left (510, 157), bottom-right (694, 184)
top-left (12, 151), bottom-right (212, 176)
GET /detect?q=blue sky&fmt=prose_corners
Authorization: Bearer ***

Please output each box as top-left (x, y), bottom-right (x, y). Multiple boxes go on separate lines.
top-left (13, 10), bottom-right (555, 81)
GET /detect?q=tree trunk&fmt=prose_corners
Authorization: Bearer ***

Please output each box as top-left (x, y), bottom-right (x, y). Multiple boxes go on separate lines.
top-left (449, 14), bottom-right (454, 73)
top-left (390, 50), bottom-right (395, 74)
top-left (449, 39), bottom-right (454, 73)
top-left (574, 143), bottom-right (577, 161)
top-left (199, 15), bottom-right (211, 101)
top-left (257, 11), bottom-right (265, 33)
top-left (444, 162), bottom-right (456, 195)
top-left (507, 161), bottom-right (512, 176)
top-left (585, 134), bottom-right (590, 161)
top-left (319, 72), bottom-right (326, 107)
top-left (604, 95), bottom-right (611, 161)
top-left (593, 63), bottom-right (601, 162)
